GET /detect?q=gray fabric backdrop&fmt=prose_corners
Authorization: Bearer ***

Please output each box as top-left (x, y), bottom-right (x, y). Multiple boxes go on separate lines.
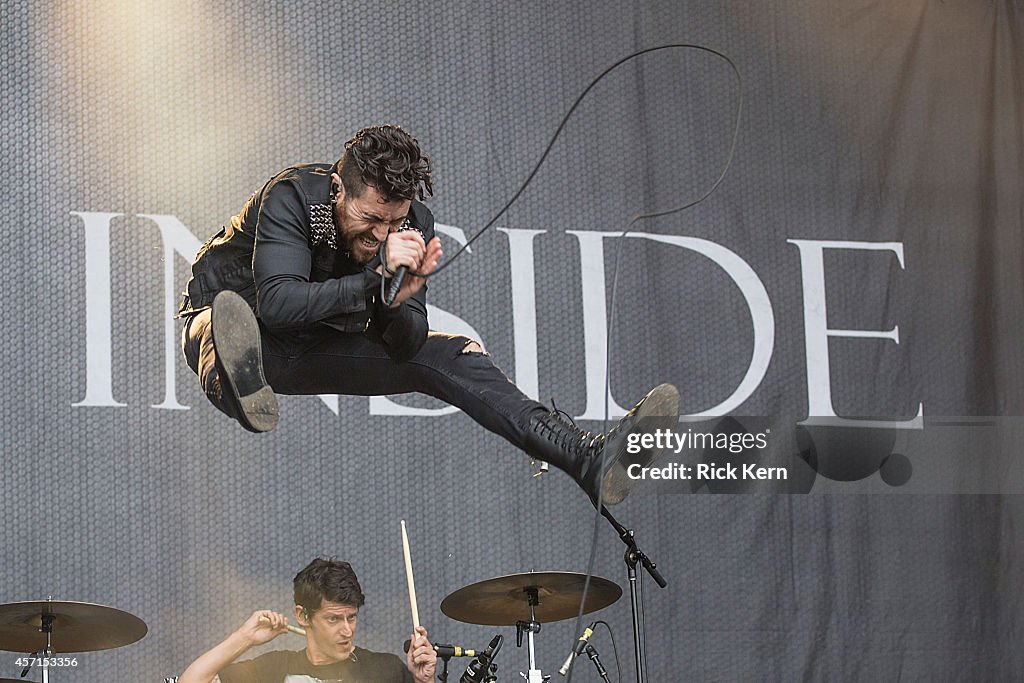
top-left (2, 0), bottom-right (1022, 680)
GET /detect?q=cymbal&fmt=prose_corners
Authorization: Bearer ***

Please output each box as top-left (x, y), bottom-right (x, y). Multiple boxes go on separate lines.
top-left (441, 571), bottom-right (622, 626)
top-left (0, 600), bottom-right (147, 653)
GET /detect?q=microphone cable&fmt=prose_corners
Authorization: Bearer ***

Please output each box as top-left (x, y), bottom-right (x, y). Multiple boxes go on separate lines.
top-left (561, 44), bottom-right (744, 683)
top-left (403, 43), bottom-right (742, 279)
top-left (565, 620), bottom-right (623, 682)
top-left (397, 42), bottom-right (743, 681)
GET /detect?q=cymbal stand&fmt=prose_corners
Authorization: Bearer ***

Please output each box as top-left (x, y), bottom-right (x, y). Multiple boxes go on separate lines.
top-left (23, 612), bottom-right (55, 683)
top-left (600, 507), bottom-right (667, 683)
top-left (514, 588), bottom-right (546, 683)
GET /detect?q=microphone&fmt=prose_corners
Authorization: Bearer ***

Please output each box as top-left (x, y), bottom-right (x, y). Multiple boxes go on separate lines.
top-left (403, 639), bottom-right (479, 658)
top-left (460, 634), bottom-right (503, 683)
top-left (558, 622), bottom-right (596, 676)
top-left (384, 267), bottom-right (406, 307)
top-left (382, 220), bottom-right (421, 307)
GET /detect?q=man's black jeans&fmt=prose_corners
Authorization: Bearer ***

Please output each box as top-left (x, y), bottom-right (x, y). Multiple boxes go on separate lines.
top-left (181, 309), bottom-right (548, 449)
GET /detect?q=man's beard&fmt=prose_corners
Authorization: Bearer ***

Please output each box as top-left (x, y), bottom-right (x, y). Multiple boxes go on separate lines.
top-left (342, 230), bottom-right (381, 264)
top-left (335, 203), bottom-right (381, 265)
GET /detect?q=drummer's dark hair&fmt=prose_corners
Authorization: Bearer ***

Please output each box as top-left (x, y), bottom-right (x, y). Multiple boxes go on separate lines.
top-left (293, 557), bottom-right (366, 613)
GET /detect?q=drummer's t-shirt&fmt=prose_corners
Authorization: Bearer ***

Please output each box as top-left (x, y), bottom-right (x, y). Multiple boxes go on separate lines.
top-left (218, 647), bottom-right (412, 683)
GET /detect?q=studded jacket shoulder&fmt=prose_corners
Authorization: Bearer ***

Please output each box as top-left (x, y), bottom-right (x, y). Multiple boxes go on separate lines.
top-left (177, 163), bottom-right (435, 362)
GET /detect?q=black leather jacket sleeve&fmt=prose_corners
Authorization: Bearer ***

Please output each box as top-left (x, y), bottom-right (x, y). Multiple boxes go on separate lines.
top-left (252, 178), bottom-right (375, 328)
top-left (251, 171), bottom-right (431, 362)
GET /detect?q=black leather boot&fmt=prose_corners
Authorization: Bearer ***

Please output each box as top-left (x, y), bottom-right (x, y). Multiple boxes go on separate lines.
top-left (524, 384), bottom-right (680, 506)
top-left (211, 290), bottom-right (279, 433)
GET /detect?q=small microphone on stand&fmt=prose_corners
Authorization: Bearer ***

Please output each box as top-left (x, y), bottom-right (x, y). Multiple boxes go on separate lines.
top-left (558, 621), bottom-right (597, 676)
top-left (460, 634), bottom-right (503, 683)
top-left (404, 639), bottom-right (479, 658)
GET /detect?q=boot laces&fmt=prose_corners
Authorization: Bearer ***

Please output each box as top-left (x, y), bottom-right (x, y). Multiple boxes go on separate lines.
top-left (532, 401), bottom-right (605, 459)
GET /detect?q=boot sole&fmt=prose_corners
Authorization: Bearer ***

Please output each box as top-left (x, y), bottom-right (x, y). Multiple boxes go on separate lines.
top-left (211, 291), bottom-right (279, 433)
top-left (601, 383), bottom-right (680, 505)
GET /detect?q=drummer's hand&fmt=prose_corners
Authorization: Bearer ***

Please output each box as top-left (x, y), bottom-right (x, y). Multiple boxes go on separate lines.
top-left (406, 625), bottom-right (437, 683)
top-left (237, 610), bottom-right (290, 646)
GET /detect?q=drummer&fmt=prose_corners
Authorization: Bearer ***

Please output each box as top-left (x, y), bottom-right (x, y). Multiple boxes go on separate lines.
top-left (178, 557), bottom-right (436, 683)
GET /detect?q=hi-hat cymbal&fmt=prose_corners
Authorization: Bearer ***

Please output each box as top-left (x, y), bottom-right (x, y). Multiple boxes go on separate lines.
top-left (0, 600), bottom-right (147, 653)
top-left (441, 571), bottom-right (622, 626)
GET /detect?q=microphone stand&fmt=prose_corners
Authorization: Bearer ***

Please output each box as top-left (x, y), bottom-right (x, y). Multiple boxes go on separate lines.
top-left (437, 652), bottom-right (451, 683)
top-left (600, 506), bottom-right (667, 683)
top-left (584, 644), bottom-right (611, 683)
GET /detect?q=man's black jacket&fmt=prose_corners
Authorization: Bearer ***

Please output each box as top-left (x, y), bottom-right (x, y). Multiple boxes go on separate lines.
top-left (178, 163), bottom-right (434, 362)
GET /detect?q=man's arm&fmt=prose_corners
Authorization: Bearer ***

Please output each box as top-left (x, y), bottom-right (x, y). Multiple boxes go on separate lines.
top-left (178, 611), bottom-right (289, 683)
top-left (253, 179), bottom-right (379, 328)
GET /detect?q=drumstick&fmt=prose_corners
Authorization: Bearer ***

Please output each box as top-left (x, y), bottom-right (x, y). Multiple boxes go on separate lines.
top-left (401, 519), bottom-right (421, 630)
top-left (258, 615), bottom-right (306, 636)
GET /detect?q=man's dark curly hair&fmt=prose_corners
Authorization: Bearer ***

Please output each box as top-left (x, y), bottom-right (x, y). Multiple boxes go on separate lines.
top-left (293, 557), bottom-right (366, 614)
top-left (337, 125), bottom-right (433, 202)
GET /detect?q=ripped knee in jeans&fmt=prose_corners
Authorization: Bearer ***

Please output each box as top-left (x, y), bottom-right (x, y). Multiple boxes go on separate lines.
top-left (458, 338), bottom-right (488, 356)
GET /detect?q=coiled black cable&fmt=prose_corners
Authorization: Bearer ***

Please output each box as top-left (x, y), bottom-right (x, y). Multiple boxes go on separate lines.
top-left (554, 45), bottom-right (743, 683)
top-left (402, 42), bottom-right (743, 681)
top-left (405, 44), bottom-right (742, 279)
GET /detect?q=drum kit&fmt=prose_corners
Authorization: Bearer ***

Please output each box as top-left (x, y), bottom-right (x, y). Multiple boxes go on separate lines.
top-left (438, 570), bottom-right (622, 683)
top-left (0, 599), bottom-right (146, 682)
top-left (418, 506), bottom-right (665, 683)
top-left (0, 577), bottom-right (623, 683)
top-left (0, 515), bottom-right (660, 682)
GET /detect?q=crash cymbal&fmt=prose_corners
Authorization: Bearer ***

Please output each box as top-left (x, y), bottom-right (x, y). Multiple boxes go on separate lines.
top-left (440, 571), bottom-right (622, 626)
top-left (0, 600), bottom-right (147, 653)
